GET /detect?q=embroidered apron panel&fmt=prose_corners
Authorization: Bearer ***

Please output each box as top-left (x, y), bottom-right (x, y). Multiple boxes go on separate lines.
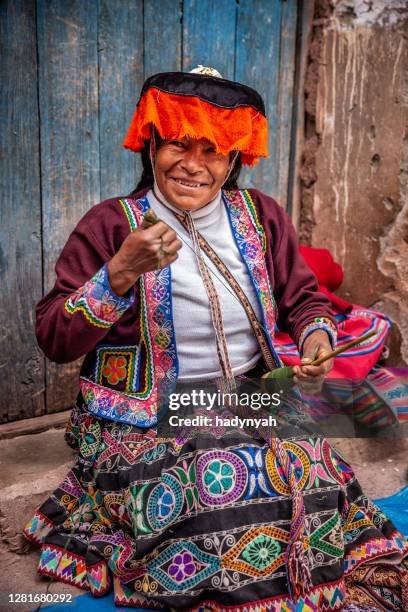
top-left (223, 189), bottom-right (283, 367)
top-left (80, 196), bottom-right (178, 427)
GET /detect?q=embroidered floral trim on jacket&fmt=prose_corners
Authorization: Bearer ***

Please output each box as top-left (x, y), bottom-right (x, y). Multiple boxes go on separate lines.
top-left (298, 317), bottom-right (338, 356)
top-left (64, 263), bottom-right (135, 328)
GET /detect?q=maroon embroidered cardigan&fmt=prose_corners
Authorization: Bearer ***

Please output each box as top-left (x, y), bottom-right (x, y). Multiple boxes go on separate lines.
top-left (36, 188), bottom-right (336, 377)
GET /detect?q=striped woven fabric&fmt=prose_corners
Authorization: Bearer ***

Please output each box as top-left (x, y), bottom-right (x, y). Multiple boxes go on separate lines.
top-left (275, 306), bottom-right (391, 380)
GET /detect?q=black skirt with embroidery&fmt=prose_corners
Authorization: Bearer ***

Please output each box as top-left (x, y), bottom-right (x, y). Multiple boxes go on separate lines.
top-left (24, 398), bottom-right (408, 611)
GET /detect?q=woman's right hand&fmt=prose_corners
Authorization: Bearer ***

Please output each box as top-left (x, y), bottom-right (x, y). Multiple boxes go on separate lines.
top-left (107, 221), bottom-right (182, 296)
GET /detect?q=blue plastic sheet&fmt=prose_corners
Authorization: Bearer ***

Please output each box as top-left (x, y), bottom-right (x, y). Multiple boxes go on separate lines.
top-left (40, 592), bottom-right (165, 612)
top-left (375, 485), bottom-right (408, 537)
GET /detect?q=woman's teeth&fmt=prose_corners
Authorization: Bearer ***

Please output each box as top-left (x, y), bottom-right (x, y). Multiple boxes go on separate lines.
top-left (173, 178), bottom-right (204, 188)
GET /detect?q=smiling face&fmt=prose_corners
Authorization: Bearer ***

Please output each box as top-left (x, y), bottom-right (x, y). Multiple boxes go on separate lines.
top-left (153, 137), bottom-right (231, 211)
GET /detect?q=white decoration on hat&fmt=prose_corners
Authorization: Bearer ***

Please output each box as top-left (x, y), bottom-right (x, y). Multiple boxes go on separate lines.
top-left (189, 65), bottom-right (223, 78)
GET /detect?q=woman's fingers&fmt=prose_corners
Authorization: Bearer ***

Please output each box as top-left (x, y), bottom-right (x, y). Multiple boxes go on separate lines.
top-left (153, 232), bottom-right (182, 270)
top-left (160, 237), bottom-right (183, 256)
top-left (143, 224), bottom-right (181, 256)
top-left (292, 364), bottom-right (323, 378)
top-left (295, 361), bottom-right (332, 378)
top-left (160, 227), bottom-right (178, 244)
top-left (143, 220), bottom-right (170, 238)
top-left (292, 341), bottom-right (334, 381)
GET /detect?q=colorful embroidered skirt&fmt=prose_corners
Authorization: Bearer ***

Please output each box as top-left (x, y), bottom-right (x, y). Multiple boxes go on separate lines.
top-left (24, 401), bottom-right (408, 611)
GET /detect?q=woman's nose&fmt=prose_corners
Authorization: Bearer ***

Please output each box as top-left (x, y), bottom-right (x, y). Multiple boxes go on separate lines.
top-left (179, 145), bottom-right (205, 173)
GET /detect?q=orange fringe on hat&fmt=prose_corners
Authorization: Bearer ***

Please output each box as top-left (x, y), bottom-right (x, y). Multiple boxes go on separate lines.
top-left (123, 88), bottom-right (268, 166)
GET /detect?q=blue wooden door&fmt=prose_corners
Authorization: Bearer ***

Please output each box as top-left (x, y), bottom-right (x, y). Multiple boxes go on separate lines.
top-left (0, 0), bottom-right (299, 421)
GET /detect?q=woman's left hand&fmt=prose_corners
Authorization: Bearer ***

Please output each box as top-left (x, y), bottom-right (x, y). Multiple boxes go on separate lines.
top-left (293, 330), bottom-right (333, 390)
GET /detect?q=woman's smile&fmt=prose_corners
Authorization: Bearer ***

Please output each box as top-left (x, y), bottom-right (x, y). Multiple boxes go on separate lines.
top-left (170, 177), bottom-right (209, 189)
top-left (154, 137), bottom-right (230, 211)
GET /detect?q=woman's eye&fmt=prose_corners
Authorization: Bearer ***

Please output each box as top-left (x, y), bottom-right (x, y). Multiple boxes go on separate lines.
top-left (168, 140), bottom-right (185, 148)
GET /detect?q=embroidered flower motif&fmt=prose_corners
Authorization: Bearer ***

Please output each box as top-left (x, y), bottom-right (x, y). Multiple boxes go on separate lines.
top-left (237, 222), bottom-right (249, 236)
top-left (168, 551), bottom-right (196, 582)
top-left (159, 353), bottom-right (173, 370)
top-left (229, 204), bottom-right (241, 218)
top-left (259, 289), bottom-right (269, 306)
top-left (102, 397), bottom-right (117, 413)
top-left (252, 266), bottom-right (262, 283)
top-left (242, 534), bottom-right (281, 569)
top-left (90, 290), bottom-right (117, 319)
top-left (244, 242), bottom-right (258, 260)
top-left (83, 389), bottom-right (95, 404)
top-left (155, 484), bottom-right (175, 519)
top-left (155, 330), bottom-right (170, 348)
top-left (115, 402), bottom-right (131, 416)
top-left (102, 356), bottom-right (128, 385)
top-left (152, 283), bottom-right (166, 300)
top-left (203, 460), bottom-right (234, 495)
top-left (153, 305), bottom-right (167, 325)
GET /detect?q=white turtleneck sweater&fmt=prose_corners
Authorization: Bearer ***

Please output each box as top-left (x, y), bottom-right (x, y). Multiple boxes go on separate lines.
top-left (147, 186), bottom-right (262, 381)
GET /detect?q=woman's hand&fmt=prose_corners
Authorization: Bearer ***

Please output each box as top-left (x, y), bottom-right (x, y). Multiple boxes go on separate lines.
top-left (293, 329), bottom-right (334, 392)
top-left (108, 221), bottom-right (182, 296)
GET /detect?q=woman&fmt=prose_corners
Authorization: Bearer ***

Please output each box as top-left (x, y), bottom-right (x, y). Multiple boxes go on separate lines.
top-left (24, 67), bottom-right (407, 611)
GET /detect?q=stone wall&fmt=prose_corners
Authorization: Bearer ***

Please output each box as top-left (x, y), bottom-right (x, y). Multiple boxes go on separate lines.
top-left (301, 0), bottom-right (408, 365)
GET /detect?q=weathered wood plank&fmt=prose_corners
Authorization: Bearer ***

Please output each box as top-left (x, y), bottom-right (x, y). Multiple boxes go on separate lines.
top-left (144, 0), bottom-right (182, 76)
top-left (99, 0), bottom-right (144, 200)
top-left (0, 410), bottom-right (71, 440)
top-left (235, 0), bottom-right (284, 203)
top-left (183, 0), bottom-right (236, 78)
top-left (0, 0), bottom-right (45, 422)
top-left (275, 0), bottom-right (298, 210)
top-left (36, 0), bottom-right (100, 414)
